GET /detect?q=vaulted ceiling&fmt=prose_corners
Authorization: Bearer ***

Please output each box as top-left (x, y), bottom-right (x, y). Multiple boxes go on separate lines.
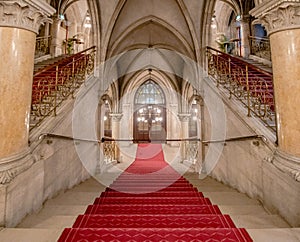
top-left (50, 0), bottom-right (255, 102)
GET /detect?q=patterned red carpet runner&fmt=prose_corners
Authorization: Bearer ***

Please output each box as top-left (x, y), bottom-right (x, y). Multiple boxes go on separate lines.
top-left (58, 143), bottom-right (252, 241)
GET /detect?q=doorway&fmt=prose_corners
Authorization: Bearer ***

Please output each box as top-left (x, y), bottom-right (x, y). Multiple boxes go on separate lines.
top-left (133, 80), bottom-right (166, 142)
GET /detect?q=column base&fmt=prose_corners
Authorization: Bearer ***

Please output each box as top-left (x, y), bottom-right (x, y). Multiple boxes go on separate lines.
top-left (0, 149), bottom-right (35, 184)
top-left (272, 149), bottom-right (300, 182)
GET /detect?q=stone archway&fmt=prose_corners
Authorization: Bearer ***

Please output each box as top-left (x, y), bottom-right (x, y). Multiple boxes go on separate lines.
top-left (133, 80), bottom-right (167, 142)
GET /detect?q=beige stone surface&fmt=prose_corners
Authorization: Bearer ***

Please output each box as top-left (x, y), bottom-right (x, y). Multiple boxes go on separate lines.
top-left (0, 27), bottom-right (35, 158)
top-left (270, 28), bottom-right (300, 156)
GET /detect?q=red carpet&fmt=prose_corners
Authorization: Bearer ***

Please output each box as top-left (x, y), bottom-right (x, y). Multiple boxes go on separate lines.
top-left (58, 143), bottom-right (253, 241)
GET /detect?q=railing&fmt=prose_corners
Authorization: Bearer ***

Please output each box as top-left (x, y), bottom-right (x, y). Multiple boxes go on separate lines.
top-left (38, 133), bottom-right (116, 164)
top-left (206, 46), bottom-right (276, 133)
top-left (103, 141), bottom-right (117, 164)
top-left (184, 140), bottom-right (199, 164)
top-left (35, 36), bottom-right (52, 58)
top-left (30, 46), bottom-right (96, 130)
top-left (38, 134), bottom-right (266, 168)
top-left (249, 36), bottom-right (271, 61)
top-left (101, 135), bottom-right (266, 144)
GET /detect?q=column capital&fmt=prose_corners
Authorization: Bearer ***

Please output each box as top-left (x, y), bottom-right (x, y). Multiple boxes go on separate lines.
top-left (178, 113), bottom-right (191, 122)
top-left (250, 0), bottom-right (300, 35)
top-left (0, 0), bottom-right (56, 34)
top-left (110, 113), bottom-right (123, 122)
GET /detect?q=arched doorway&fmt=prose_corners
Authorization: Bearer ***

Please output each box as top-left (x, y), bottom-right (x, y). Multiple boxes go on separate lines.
top-left (133, 80), bottom-right (166, 142)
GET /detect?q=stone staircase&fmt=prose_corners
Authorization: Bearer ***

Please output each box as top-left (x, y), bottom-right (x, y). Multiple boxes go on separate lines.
top-left (0, 146), bottom-right (299, 241)
top-left (34, 55), bottom-right (68, 74)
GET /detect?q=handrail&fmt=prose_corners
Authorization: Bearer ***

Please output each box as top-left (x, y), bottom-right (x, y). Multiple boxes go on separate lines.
top-left (206, 46), bottom-right (276, 133)
top-left (202, 135), bottom-right (266, 144)
top-left (35, 35), bottom-right (52, 58)
top-left (101, 135), bottom-right (266, 144)
top-left (30, 46), bottom-right (96, 130)
top-left (206, 46), bottom-right (272, 75)
top-left (249, 35), bottom-right (269, 41)
top-left (38, 133), bottom-right (266, 144)
top-left (34, 45), bottom-right (96, 76)
top-left (101, 137), bottom-right (200, 143)
top-left (248, 36), bottom-right (271, 61)
top-left (39, 133), bottom-right (100, 143)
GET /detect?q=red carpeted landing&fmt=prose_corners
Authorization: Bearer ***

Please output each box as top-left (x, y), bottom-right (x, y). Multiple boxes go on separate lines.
top-left (58, 143), bottom-right (252, 242)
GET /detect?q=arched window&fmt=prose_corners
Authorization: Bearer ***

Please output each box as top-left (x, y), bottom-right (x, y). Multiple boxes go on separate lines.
top-left (135, 80), bottom-right (165, 105)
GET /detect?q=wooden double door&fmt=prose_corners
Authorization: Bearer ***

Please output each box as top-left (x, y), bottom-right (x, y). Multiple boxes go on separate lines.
top-left (133, 105), bottom-right (166, 143)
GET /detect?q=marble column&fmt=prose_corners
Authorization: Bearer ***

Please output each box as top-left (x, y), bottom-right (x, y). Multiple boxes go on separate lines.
top-left (250, 1), bottom-right (300, 181)
top-left (178, 113), bottom-right (190, 162)
top-left (240, 15), bottom-right (251, 58)
top-left (110, 113), bottom-right (123, 162)
top-left (0, 1), bottom-right (55, 184)
top-left (50, 16), bottom-right (62, 57)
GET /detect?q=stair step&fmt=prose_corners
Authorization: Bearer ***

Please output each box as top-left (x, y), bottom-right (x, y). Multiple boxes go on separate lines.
top-left (100, 191), bottom-right (204, 197)
top-left (93, 197), bottom-right (212, 205)
top-left (231, 214), bottom-right (291, 229)
top-left (73, 214), bottom-right (236, 228)
top-left (106, 186), bottom-right (198, 192)
top-left (85, 204), bottom-right (222, 215)
top-left (247, 228), bottom-right (300, 242)
top-left (0, 228), bottom-right (63, 242)
top-left (58, 228), bottom-right (252, 242)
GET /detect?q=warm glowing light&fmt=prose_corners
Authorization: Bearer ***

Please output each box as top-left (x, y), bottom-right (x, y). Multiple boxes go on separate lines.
top-left (84, 23), bottom-right (92, 28)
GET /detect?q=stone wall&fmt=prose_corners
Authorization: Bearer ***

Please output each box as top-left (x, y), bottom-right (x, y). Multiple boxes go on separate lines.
top-left (1, 76), bottom-right (100, 227)
top-left (203, 77), bottom-right (300, 227)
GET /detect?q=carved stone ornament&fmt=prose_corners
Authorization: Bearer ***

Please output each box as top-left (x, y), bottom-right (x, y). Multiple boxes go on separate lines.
top-left (178, 113), bottom-right (191, 122)
top-left (0, 148), bottom-right (35, 184)
top-left (110, 113), bottom-right (123, 122)
top-left (272, 149), bottom-right (300, 182)
top-left (250, 0), bottom-right (300, 35)
top-left (0, 0), bottom-right (56, 34)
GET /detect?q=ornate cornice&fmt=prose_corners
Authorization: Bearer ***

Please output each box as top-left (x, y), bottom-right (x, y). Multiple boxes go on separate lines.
top-left (0, 0), bottom-right (56, 34)
top-left (271, 149), bottom-right (300, 182)
top-left (250, 0), bottom-right (300, 35)
top-left (0, 148), bottom-right (35, 184)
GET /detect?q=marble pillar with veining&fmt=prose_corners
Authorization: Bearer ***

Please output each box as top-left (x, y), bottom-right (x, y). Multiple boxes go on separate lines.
top-left (0, 1), bottom-right (55, 184)
top-left (250, 0), bottom-right (300, 181)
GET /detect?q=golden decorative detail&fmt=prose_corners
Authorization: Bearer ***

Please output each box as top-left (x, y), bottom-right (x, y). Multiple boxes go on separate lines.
top-left (30, 46), bottom-right (96, 130)
top-left (249, 36), bottom-right (271, 61)
top-left (103, 141), bottom-right (116, 164)
top-left (35, 36), bottom-right (51, 58)
top-left (206, 47), bottom-right (276, 132)
top-left (185, 141), bottom-right (198, 164)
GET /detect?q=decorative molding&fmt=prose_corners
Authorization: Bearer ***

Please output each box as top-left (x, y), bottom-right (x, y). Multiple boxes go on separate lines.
top-left (250, 0), bottom-right (300, 35)
top-left (178, 113), bottom-right (191, 122)
top-left (0, 0), bottom-right (56, 34)
top-left (0, 148), bottom-right (35, 184)
top-left (110, 113), bottom-right (123, 122)
top-left (272, 149), bottom-right (300, 182)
